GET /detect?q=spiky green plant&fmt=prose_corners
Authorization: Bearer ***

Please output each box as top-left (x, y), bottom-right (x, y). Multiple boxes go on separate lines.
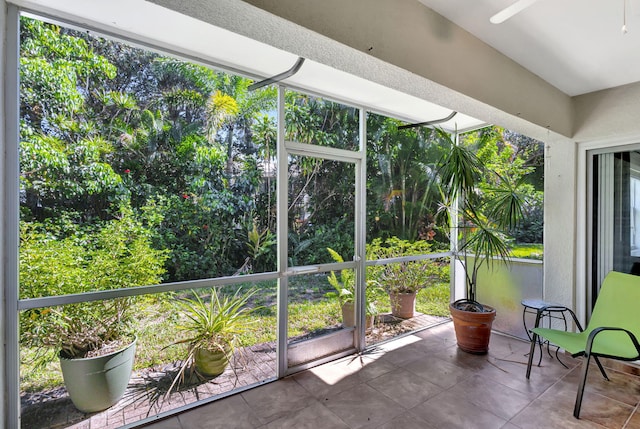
top-left (168, 287), bottom-right (258, 392)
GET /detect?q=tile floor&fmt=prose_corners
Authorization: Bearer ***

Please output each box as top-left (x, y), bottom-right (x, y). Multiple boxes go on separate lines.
top-left (141, 322), bottom-right (640, 429)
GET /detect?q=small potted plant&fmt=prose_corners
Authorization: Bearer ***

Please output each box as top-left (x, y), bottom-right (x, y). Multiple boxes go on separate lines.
top-left (167, 287), bottom-right (258, 392)
top-left (325, 248), bottom-right (377, 329)
top-left (378, 260), bottom-right (434, 319)
top-left (367, 238), bottom-right (438, 319)
top-left (20, 214), bottom-right (167, 412)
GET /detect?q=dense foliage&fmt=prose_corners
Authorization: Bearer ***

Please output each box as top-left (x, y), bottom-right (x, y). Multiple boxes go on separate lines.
top-left (19, 17), bottom-right (544, 296)
top-left (20, 213), bottom-right (167, 358)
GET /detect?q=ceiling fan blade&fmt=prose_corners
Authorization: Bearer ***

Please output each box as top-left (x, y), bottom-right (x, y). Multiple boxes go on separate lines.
top-left (490, 0), bottom-right (539, 24)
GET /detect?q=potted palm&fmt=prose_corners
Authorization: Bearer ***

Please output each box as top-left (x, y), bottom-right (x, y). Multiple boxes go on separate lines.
top-left (19, 214), bottom-right (167, 412)
top-left (168, 287), bottom-right (258, 392)
top-left (436, 128), bottom-right (526, 353)
top-left (326, 248), bottom-right (377, 329)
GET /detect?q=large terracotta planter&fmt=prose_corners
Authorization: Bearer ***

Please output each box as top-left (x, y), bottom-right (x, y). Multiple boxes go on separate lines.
top-left (60, 337), bottom-right (136, 413)
top-left (389, 292), bottom-right (417, 319)
top-left (449, 302), bottom-right (496, 354)
top-left (341, 302), bottom-right (374, 329)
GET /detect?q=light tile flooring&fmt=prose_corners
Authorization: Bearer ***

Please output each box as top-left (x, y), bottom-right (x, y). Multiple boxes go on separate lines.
top-left (142, 322), bottom-right (640, 429)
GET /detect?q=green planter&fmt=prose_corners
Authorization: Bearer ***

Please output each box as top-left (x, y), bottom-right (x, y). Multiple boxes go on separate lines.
top-left (59, 337), bottom-right (137, 413)
top-left (194, 347), bottom-right (230, 377)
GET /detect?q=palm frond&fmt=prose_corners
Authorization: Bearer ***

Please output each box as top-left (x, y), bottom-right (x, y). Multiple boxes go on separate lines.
top-left (484, 173), bottom-right (527, 230)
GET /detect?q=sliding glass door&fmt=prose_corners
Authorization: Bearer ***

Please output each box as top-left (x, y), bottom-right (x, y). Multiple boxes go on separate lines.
top-left (591, 148), bottom-right (640, 307)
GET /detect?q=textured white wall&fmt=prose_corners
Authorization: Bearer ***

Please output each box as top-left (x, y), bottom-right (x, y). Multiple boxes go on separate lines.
top-left (543, 136), bottom-right (578, 309)
top-left (574, 82), bottom-right (640, 142)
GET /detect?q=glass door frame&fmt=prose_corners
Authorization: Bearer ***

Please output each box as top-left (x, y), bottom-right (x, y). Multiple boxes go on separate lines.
top-left (586, 143), bottom-right (640, 319)
top-left (275, 86), bottom-right (367, 377)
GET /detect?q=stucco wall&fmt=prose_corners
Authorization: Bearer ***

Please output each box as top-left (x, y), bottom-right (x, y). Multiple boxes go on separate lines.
top-left (542, 136), bottom-right (577, 309)
top-left (239, 0), bottom-right (573, 134)
top-left (574, 81), bottom-right (640, 142)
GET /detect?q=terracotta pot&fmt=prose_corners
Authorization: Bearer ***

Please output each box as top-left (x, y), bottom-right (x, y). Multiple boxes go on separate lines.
top-left (341, 302), bottom-right (374, 329)
top-left (449, 302), bottom-right (496, 354)
top-left (389, 292), bottom-right (417, 319)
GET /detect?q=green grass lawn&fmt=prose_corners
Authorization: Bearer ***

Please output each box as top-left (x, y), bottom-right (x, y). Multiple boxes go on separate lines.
top-left (417, 282), bottom-right (451, 316)
top-left (510, 243), bottom-right (543, 260)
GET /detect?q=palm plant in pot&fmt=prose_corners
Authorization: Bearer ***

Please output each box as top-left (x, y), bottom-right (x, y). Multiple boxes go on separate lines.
top-left (19, 214), bottom-right (167, 412)
top-left (436, 128), bottom-right (527, 354)
top-left (325, 248), bottom-right (378, 329)
top-left (167, 287), bottom-right (258, 392)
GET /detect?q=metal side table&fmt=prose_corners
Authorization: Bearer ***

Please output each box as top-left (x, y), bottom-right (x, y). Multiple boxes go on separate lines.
top-left (521, 299), bottom-right (569, 368)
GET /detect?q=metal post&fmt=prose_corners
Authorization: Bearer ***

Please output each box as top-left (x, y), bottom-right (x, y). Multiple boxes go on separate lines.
top-left (276, 86), bottom-right (288, 377)
top-left (450, 131), bottom-right (462, 301)
top-left (4, 5), bottom-right (21, 428)
top-left (354, 108), bottom-right (367, 350)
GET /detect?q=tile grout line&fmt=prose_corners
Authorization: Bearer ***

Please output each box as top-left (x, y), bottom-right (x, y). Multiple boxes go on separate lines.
top-left (621, 400), bottom-right (640, 429)
top-left (502, 352), bottom-right (577, 426)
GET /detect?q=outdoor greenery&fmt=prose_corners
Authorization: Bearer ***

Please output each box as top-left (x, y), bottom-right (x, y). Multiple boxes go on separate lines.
top-left (18, 17), bottom-right (543, 286)
top-left (20, 212), bottom-right (167, 360)
top-left (367, 237), bottom-right (447, 295)
top-left (20, 273), bottom-right (454, 393)
top-left (326, 247), bottom-right (380, 316)
top-left (17, 16), bottom-right (545, 397)
top-left (511, 243), bottom-right (544, 260)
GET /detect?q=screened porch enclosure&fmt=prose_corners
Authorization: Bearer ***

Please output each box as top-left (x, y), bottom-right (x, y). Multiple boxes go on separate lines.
top-left (13, 11), bottom-right (481, 428)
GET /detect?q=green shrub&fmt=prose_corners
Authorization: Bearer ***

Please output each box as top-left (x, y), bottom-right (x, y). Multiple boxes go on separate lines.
top-left (366, 237), bottom-right (445, 294)
top-left (20, 212), bottom-right (167, 360)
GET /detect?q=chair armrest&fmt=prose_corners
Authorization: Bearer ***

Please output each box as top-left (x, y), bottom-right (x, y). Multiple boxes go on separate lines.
top-left (563, 308), bottom-right (585, 332)
top-left (537, 305), bottom-right (585, 332)
top-left (585, 326), bottom-right (640, 357)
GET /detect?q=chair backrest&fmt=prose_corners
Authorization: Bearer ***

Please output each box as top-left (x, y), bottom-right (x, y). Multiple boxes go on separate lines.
top-left (587, 271), bottom-right (640, 340)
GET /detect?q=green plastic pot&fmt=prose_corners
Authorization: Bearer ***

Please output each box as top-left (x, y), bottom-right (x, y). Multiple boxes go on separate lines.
top-left (194, 346), bottom-right (230, 377)
top-left (59, 337), bottom-right (137, 413)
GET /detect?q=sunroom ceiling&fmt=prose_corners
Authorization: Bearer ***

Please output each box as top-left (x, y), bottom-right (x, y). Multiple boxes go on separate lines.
top-left (15, 0), bottom-right (486, 133)
top-left (418, 0), bottom-right (640, 97)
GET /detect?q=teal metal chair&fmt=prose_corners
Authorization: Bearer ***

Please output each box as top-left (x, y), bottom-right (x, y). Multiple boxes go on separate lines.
top-left (525, 271), bottom-right (640, 418)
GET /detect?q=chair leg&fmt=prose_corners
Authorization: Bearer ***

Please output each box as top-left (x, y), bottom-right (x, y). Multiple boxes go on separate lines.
top-left (574, 354), bottom-right (591, 419)
top-left (593, 356), bottom-right (609, 381)
top-left (526, 332), bottom-right (538, 379)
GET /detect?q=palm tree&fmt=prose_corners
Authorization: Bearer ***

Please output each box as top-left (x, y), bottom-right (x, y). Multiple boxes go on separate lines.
top-left (435, 128), bottom-right (527, 306)
top-left (367, 116), bottom-right (444, 240)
